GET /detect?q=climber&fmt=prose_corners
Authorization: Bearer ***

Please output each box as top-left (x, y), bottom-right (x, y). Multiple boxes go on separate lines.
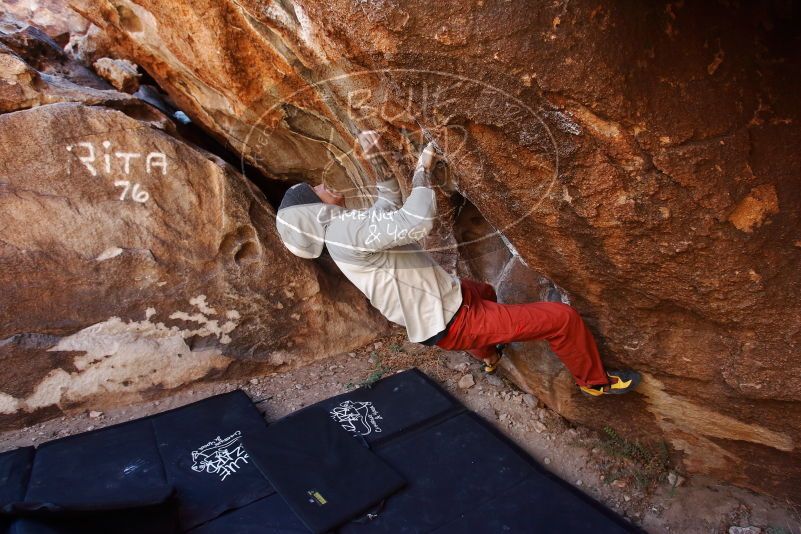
top-left (275, 131), bottom-right (640, 397)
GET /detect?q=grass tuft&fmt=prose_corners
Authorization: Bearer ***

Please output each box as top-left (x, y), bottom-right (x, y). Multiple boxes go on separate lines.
top-left (599, 426), bottom-right (672, 492)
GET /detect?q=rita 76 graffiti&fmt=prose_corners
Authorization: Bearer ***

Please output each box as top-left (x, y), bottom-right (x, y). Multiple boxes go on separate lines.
top-left (65, 140), bottom-right (167, 203)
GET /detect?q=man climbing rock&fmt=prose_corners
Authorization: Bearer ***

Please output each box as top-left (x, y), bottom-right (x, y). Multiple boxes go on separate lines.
top-left (276, 132), bottom-right (639, 397)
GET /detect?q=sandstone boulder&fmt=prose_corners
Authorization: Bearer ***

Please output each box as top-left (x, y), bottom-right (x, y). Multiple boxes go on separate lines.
top-left (0, 44), bottom-right (387, 428)
top-left (55, 0), bottom-right (801, 503)
top-left (1, 0), bottom-right (89, 44)
top-left (1, 17), bottom-right (108, 90)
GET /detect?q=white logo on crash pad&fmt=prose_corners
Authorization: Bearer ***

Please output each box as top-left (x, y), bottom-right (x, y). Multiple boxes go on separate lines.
top-left (191, 430), bottom-right (249, 481)
top-left (330, 400), bottom-right (383, 436)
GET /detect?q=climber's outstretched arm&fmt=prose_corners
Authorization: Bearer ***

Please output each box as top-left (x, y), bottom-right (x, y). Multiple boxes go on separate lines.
top-left (358, 130), bottom-right (402, 211)
top-left (356, 142), bottom-right (438, 251)
top-left (372, 178), bottom-right (402, 211)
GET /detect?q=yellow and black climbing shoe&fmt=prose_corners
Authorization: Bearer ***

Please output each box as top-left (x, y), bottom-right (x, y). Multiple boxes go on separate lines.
top-left (579, 370), bottom-right (641, 397)
top-left (483, 344), bottom-right (506, 374)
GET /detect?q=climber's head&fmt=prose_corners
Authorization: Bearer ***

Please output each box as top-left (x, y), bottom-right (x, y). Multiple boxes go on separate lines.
top-left (276, 182), bottom-right (343, 259)
top-left (312, 183), bottom-right (346, 207)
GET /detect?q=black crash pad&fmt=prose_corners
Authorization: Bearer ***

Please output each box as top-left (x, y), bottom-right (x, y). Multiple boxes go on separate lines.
top-left (7, 501), bottom-right (179, 534)
top-left (264, 369), bottom-right (635, 534)
top-left (24, 418), bottom-right (171, 510)
top-left (0, 391), bottom-right (281, 533)
top-left (0, 447), bottom-right (34, 533)
top-left (432, 475), bottom-right (633, 533)
top-left (248, 407), bottom-right (405, 534)
top-left (151, 391), bottom-right (275, 528)
top-left (306, 368), bottom-right (459, 444)
top-left (188, 494), bottom-right (306, 534)
top-left (1, 421), bottom-right (177, 534)
top-left (0, 447), bottom-right (33, 507)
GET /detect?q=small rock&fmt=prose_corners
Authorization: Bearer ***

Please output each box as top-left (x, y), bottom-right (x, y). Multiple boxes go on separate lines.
top-left (457, 373), bottom-right (475, 390)
top-left (485, 374), bottom-right (504, 387)
top-left (173, 110), bottom-right (191, 124)
top-left (611, 479), bottom-right (627, 489)
top-left (374, 342), bottom-right (383, 350)
top-left (523, 394), bottom-right (538, 407)
top-left (88, 410), bottom-right (103, 418)
top-left (728, 528), bottom-right (762, 534)
top-left (295, 384), bottom-right (303, 390)
top-left (348, 352), bottom-right (356, 357)
top-left (576, 480), bottom-right (583, 487)
top-left (93, 57), bottom-right (141, 93)
top-left (454, 362), bottom-right (469, 372)
top-left (87, 426), bottom-right (94, 431)
top-left (623, 495), bottom-right (631, 502)
top-left (543, 457), bottom-right (551, 465)
top-left (667, 472), bottom-right (686, 487)
top-left (249, 378), bottom-right (259, 385)
top-left (532, 421), bottom-right (547, 434)
top-left (402, 341), bottom-right (424, 354)
top-left (499, 413), bottom-right (509, 421)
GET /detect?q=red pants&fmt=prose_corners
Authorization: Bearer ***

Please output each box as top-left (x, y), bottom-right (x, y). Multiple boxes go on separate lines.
top-left (436, 279), bottom-right (609, 387)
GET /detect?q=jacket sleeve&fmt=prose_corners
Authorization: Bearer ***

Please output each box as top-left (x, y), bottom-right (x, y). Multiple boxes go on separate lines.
top-left (359, 184), bottom-right (436, 251)
top-left (371, 178), bottom-right (402, 211)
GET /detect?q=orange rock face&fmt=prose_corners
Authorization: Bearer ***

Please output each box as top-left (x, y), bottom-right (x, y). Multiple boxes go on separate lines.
top-left (51, 0), bottom-right (801, 502)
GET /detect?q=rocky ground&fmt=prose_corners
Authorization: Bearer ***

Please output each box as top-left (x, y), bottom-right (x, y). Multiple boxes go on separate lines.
top-left (1, 328), bottom-right (797, 534)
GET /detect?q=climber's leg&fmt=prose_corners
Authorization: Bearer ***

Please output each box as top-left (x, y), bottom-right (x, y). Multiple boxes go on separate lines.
top-left (438, 281), bottom-right (609, 387)
top-left (453, 279), bottom-right (503, 371)
top-left (463, 278), bottom-right (497, 302)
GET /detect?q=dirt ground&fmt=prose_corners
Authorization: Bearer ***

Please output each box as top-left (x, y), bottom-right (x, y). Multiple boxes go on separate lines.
top-left (1, 330), bottom-right (798, 534)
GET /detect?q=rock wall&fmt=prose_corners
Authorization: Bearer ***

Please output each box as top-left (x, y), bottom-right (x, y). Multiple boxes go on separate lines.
top-left (17, 0), bottom-right (801, 503)
top-left (0, 21), bottom-right (388, 430)
top-left (1, 0), bottom-right (89, 43)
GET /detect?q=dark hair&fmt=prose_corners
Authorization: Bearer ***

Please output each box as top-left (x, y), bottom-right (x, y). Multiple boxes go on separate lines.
top-left (278, 183), bottom-right (322, 211)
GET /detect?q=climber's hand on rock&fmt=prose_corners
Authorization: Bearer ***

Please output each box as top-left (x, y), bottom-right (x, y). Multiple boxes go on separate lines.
top-left (416, 141), bottom-right (438, 172)
top-left (357, 130), bottom-right (384, 161)
top-left (357, 130), bottom-right (395, 188)
top-left (412, 142), bottom-right (439, 189)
